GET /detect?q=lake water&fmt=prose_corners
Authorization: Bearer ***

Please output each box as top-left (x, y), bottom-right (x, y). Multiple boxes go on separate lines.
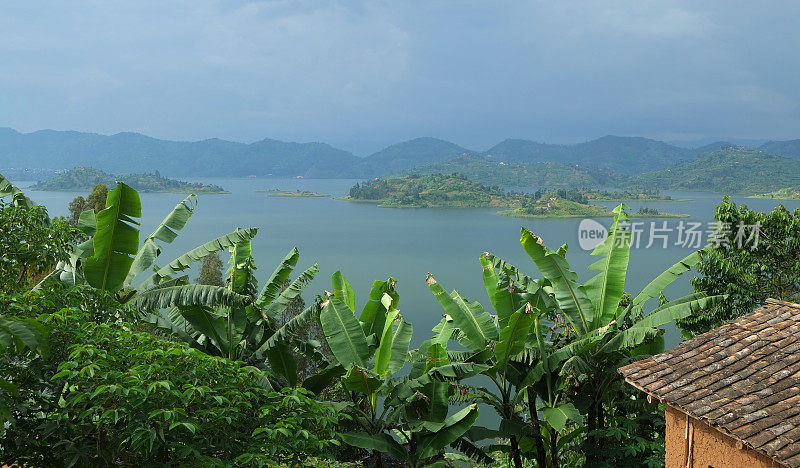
top-left (21, 178), bottom-right (800, 349)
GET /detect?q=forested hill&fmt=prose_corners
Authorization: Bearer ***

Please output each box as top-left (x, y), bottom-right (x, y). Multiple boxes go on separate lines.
top-left (30, 167), bottom-right (227, 193)
top-left (626, 147), bottom-right (800, 194)
top-left (407, 154), bottom-right (620, 189)
top-left (0, 128), bottom-right (359, 178)
top-left (336, 137), bottom-right (473, 178)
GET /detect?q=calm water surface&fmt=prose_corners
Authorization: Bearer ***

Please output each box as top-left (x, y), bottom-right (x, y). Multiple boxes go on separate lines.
top-left (22, 178), bottom-right (800, 349)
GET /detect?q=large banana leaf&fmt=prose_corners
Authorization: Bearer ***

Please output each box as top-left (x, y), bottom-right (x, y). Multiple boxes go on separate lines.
top-left (259, 264), bottom-right (318, 318)
top-left (331, 271), bottom-right (356, 311)
top-left (341, 365), bottom-right (383, 394)
top-left (132, 284), bottom-right (252, 310)
top-left (265, 341), bottom-right (298, 387)
top-left (141, 228), bottom-right (258, 287)
top-left (417, 404), bottom-right (480, 460)
top-left (374, 308), bottom-right (399, 376)
top-left (359, 278), bottom-right (398, 338)
top-left (584, 204), bottom-right (630, 329)
top-left (0, 173), bottom-right (37, 209)
top-left (541, 403), bottom-right (582, 432)
top-left (255, 304), bottom-right (315, 355)
top-left (179, 306), bottom-right (229, 356)
top-left (479, 253), bottom-right (516, 328)
top-left (427, 275), bottom-right (496, 351)
top-left (255, 247), bottom-right (299, 307)
top-left (520, 228), bottom-right (593, 334)
top-left (124, 194), bottom-right (196, 287)
top-left (339, 432), bottom-right (406, 460)
top-left (319, 296), bottom-right (370, 368)
top-left (83, 183), bottom-right (142, 291)
top-left (629, 250), bottom-right (704, 313)
top-left (388, 317), bottom-right (412, 374)
top-left (494, 304), bottom-right (536, 366)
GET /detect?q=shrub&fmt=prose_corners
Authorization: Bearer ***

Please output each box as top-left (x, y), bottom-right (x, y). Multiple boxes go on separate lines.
top-left (0, 307), bottom-right (343, 467)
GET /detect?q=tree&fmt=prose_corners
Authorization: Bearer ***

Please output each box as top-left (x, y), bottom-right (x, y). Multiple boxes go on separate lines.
top-left (679, 196), bottom-right (800, 337)
top-left (85, 182), bottom-right (108, 213)
top-left (196, 251), bottom-right (225, 286)
top-left (67, 196), bottom-right (87, 225)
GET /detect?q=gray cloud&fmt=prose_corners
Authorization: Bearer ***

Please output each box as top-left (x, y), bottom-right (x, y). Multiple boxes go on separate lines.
top-left (1, 0), bottom-right (798, 154)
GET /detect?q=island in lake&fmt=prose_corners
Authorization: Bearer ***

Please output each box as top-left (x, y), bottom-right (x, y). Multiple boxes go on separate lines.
top-left (749, 187), bottom-right (800, 200)
top-left (31, 167), bottom-right (227, 194)
top-left (258, 189), bottom-right (327, 197)
top-left (343, 174), bottom-right (687, 218)
top-left (580, 189), bottom-right (685, 202)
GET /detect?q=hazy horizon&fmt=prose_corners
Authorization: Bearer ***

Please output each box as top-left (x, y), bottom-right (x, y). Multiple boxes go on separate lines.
top-left (2, 1), bottom-right (800, 155)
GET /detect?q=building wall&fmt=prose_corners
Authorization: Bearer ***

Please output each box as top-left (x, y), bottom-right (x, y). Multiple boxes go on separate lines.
top-left (665, 405), bottom-right (781, 468)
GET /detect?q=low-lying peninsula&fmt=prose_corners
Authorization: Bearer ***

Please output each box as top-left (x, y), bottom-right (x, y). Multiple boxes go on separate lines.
top-left (30, 167), bottom-right (227, 194)
top-left (259, 189), bottom-right (327, 197)
top-left (343, 174), bottom-right (684, 218)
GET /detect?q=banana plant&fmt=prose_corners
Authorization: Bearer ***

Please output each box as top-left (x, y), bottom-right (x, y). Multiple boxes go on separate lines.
top-left (317, 272), bottom-right (484, 467)
top-left (0, 173), bottom-right (37, 210)
top-left (503, 204), bottom-right (723, 465)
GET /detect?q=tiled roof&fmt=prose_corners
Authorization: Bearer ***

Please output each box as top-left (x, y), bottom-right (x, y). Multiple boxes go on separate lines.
top-left (619, 299), bottom-right (800, 467)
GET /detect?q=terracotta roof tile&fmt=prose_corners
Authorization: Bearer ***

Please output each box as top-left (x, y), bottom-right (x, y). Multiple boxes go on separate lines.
top-left (620, 299), bottom-right (800, 467)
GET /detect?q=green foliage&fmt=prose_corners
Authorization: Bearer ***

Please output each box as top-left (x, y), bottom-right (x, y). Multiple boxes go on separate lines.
top-left (628, 147), bottom-right (800, 194)
top-left (196, 251), bottom-right (225, 286)
top-left (750, 186), bottom-right (800, 200)
top-left (680, 196), bottom-right (800, 336)
top-left (347, 173), bottom-right (509, 208)
top-left (32, 167), bottom-right (226, 193)
top-left (0, 201), bottom-right (78, 292)
top-left (0, 307), bottom-right (342, 467)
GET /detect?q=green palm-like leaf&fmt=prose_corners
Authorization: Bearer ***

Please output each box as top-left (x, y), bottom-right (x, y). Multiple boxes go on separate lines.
top-left (584, 204), bottom-right (630, 329)
top-left (83, 183), bottom-right (142, 291)
top-left (427, 275), bottom-right (496, 351)
top-left (0, 173), bottom-right (37, 209)
top-left (629, 250), bottom-right (704, 314)
top-left (0, 316), bottom-right (48, 355)
top-left (418, 404), bottom-right (480, 459)
top-left (494, 304), bottom-right (536, 366)
top-left (256, 304), bottom-right (315, 355)
top-left (341, 365), bottom-right (383, 394)
top-left (374, 308), bottom-right (399, 376)
top-left (124, 194), bottom-right (196, 287)
top-left (331, 271), bottom-right (356, 311)
top-left (340, 432), bottom-right (406, 461)
top-left (480, 252), bottom-right (516, 327)
top-left (520, 228), bottom-right (593, 334)
top-left (259, 264), bottom-right (318, 317)
top-left (141, 228), bottom-right (258, 287)
top-left (132, 284), bottom-right (252, 310)
top-left (359, 278), bottom-right (398, 338)
top-left (179, 306), bottom-right (229, 356)
top-left (320, 296), bottom-right (370, 368)
top-left (265, 341), bottom-right (298, 387)
top-left (255, 247), bottom-right (299, 307)
top-left (388, 316), bottom-right (412, 373)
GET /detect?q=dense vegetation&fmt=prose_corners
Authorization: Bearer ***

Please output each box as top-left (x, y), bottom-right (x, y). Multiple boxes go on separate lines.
top-left (678, 197), bottom-right (800, 337)
top-left (581, 189), bottom-right (676, 201)
top-left (31, 167), bottom-right (227, 193)
top-left (750, 187), bottom-right (800, 200)
top-left (263, 189), bottom-right (327, 197)
top-left (1, 171), bottom-right (783, 467)
top-left (346, 174), bottom-right (514, 208)
top-left (407, 154), bottom-right (618, 189)
top-left (627, 147), bottom-right (800, 194)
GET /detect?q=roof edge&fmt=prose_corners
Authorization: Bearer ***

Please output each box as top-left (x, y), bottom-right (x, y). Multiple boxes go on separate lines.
top-left (765, 298), bottom-right (800, 309)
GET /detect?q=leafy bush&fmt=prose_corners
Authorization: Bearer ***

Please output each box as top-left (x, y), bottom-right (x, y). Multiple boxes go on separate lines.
top-left (0, 307), bottom-right (343, 467)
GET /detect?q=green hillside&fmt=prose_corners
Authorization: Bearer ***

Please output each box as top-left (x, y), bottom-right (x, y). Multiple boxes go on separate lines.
top-left (407, 154), bottom-right (619, 189)
top-left (340, 137), bottom-right (472, 178)
top-left (484, 136), bottom-right (694, 175)
top-left (626, 147), bottom-right (800, 194)
top-left (759, 139), bottom-right (800, 159)
top-left (30, 167), bottom-right (227, 193)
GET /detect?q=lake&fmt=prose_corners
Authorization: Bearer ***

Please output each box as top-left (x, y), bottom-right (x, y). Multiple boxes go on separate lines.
top-left (21, 178), bottom-right (800, 348)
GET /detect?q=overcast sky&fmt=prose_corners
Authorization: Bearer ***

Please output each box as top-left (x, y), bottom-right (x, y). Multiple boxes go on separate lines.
top-left (2, 1), bottom-right (799, 154)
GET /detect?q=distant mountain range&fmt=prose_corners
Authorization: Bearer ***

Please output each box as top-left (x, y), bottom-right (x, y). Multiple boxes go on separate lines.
top-left (2, 127), bottom-right (800, 187)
